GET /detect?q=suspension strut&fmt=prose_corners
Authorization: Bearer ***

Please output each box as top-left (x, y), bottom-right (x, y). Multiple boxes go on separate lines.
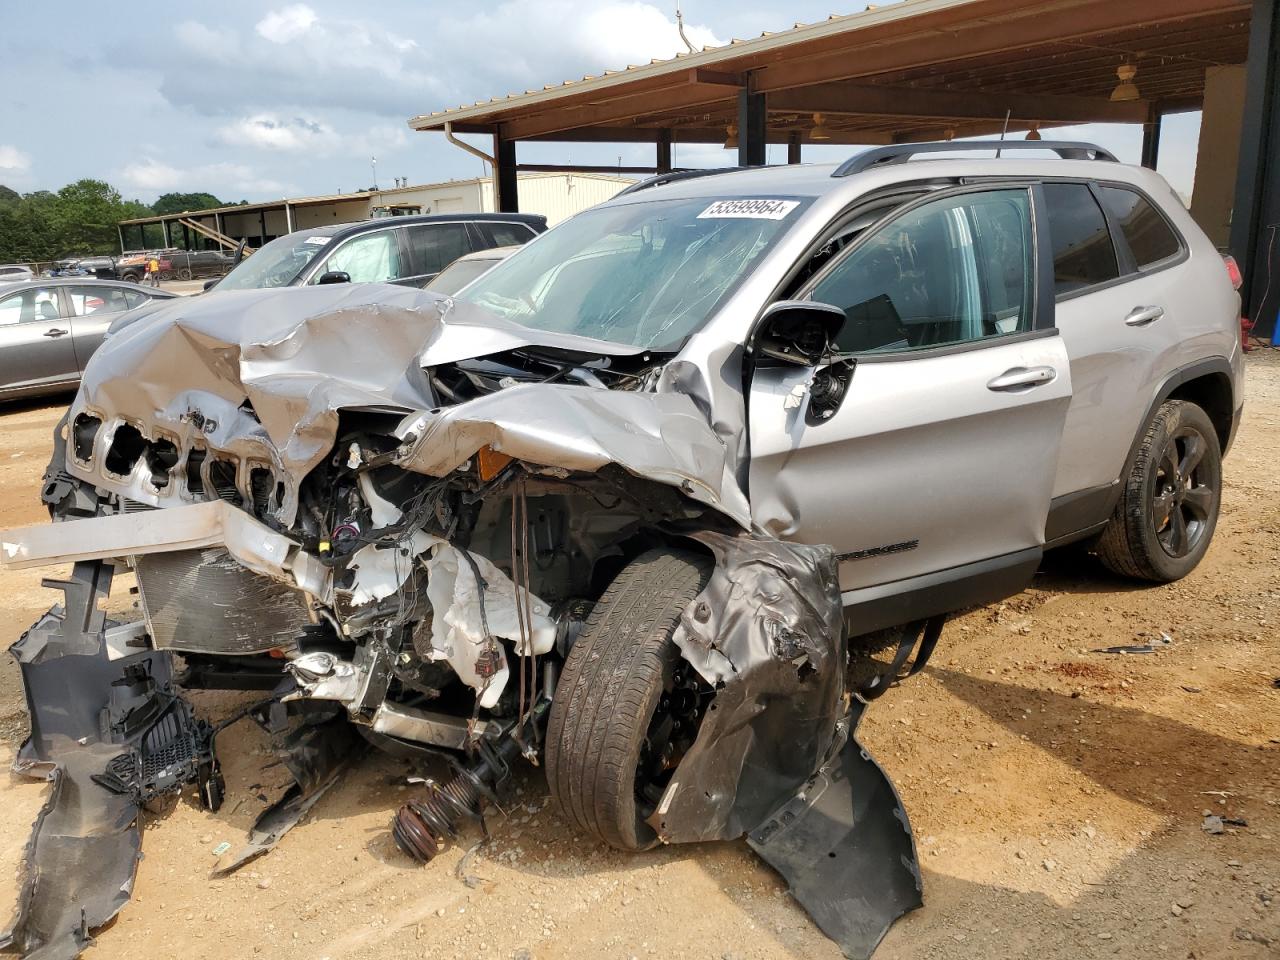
top-left (393, 701), bottom-right (548, 863)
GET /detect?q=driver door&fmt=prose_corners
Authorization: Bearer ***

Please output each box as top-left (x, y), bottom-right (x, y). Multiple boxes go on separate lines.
top-left (748, 186), bottom-right (1072, 625)
top-left (0, 285), bottom-right (79, 395)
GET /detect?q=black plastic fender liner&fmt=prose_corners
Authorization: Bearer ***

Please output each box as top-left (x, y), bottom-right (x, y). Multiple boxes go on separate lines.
top-left (2, 562), bottom-right (220, 960)
top-left (748, 706), bottom-right (922, 960)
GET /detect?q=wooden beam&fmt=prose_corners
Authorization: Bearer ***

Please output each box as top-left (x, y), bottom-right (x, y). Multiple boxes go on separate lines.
top-left (688, 68), bottom-right (744, 86)
top-left (517, 164), bottom-right (658, 175)
top-left (500, 83), bottom-right (734, 140)
top-left (753, 0), bottom-right (1247, 93)
top-left (768, 80), bottom-right (1150, 124)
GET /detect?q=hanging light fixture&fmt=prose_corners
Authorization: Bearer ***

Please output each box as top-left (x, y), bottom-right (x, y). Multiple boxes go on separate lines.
top-left (1026, 122), bottom-right (1042, 141)
top-left (723, 123), bottom-right (738, 150)
top-left (810, 113), bottom-right (832, 141)
top-left (1111, 63), bottom-right (1140, 102)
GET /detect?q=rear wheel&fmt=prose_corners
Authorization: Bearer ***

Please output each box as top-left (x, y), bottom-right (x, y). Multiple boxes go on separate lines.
top-left (177, 267), bottom-right (193, 281)
top-left (1096, 400), bottom-right (1222, 582)
top-left (546, 548), bottom-right (711, 851)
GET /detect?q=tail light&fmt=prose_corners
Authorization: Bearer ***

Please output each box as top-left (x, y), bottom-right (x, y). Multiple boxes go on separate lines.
top-left (1223, 254), bottom-right (1244, 290)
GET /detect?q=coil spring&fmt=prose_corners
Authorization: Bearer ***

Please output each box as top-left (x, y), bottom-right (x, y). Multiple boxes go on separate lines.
top-left (393, 771), bottom-right (483, 862)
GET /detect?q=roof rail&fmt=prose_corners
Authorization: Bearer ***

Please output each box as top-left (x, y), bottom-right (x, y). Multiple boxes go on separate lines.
top-left (831, 140), bottom-right (1118, 178)
top-left (617, 167), bottom-right (743, 196)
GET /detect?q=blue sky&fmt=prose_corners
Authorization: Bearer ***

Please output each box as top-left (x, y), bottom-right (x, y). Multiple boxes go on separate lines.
top-left (0, 1), bottom-right (1202, 203)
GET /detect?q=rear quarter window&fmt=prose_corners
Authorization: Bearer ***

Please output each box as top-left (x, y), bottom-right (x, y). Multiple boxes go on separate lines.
top-left (1095, 185), bottom-right (1182, 269)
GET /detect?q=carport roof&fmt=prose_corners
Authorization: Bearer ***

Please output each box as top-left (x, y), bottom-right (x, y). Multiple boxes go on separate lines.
top-left (407, 0), bottom-right (1251, 144)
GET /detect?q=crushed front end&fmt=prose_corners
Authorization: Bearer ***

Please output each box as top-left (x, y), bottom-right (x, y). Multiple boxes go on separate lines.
top-left (1, 284), bottom-right (921, 959)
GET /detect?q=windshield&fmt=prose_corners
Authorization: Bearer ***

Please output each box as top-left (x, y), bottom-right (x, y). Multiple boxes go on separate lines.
top-left (216, 232), bottom-right (331, 290)
top-left (458, 196), bottom-right (809, 348)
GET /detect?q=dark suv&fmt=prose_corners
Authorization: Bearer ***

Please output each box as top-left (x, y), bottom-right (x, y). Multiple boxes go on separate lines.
top-left (207, 213), bottom-right (546, 292)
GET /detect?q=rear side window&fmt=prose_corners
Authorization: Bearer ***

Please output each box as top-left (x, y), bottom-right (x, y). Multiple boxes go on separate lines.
top-left (404, 223), bottom-right (472, 277)
top-left (1095, 185), bottom-right (1181, 269)
top-left (480, 221), bottom-right (536, 248)
top-left (1042, 183), bottom-right (1119, 295)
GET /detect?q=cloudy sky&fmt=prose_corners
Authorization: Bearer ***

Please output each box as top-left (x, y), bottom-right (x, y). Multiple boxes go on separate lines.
top-left (1, 1), bottom-right (1202, 203)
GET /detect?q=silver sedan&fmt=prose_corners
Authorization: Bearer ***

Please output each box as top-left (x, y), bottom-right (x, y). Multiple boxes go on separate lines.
top-left (0, 278), bottom-right (176, 400)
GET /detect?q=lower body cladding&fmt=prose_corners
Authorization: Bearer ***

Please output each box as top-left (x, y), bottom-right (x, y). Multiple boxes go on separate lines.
top-left (1, 489), bottom-right (921, 960)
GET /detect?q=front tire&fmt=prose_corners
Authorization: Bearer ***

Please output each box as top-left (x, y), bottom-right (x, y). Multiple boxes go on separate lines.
top-left (1096, 400), bottom-right (1222, 582)
top-left (546, 548), bottom-right (710, 851)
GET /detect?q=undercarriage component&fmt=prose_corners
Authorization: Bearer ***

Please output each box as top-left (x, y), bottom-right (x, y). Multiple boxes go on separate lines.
top-left (856, 615), bottom-right (946, 700)
top-left (393, 708), bottom-right (542, 863)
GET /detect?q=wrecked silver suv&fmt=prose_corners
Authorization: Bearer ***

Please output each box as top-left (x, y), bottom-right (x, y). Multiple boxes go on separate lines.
top-left (0, 142), bottom-right (1243, 959)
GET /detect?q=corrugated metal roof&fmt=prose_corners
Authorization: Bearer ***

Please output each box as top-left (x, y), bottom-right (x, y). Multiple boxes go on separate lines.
top-left (407, 0), bottom-right (971, 128)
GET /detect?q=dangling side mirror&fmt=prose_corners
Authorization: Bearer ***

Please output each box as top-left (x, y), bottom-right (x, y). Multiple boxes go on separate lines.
top-left (317, 271), bottom-right (352, 285)
top-left (752, 300), bottom-right (846, 366)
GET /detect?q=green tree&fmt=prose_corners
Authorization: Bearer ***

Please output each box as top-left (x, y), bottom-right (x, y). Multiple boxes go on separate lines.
top-left (0, 184), bottom-right (19, 204)
top-left (152, 192), bottom-right (223, 216)
top-left (52, 179), bottom-right (129, 255)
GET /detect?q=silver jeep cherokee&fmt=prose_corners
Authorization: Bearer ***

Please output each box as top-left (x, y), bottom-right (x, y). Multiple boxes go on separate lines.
top-left (0, 141), bottom-right (1243, 959)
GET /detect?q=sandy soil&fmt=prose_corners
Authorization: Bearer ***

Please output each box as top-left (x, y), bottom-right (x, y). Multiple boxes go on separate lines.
top-left (0, 355), bottom-right (1275, 960)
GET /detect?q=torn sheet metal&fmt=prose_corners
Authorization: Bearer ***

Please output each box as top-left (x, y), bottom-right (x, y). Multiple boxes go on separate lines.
top-left (393, 385), bottom-right (750, 527)
top-left (2, 562), bottom-right (219, 960)
top-left (58, 283), bottom-right (746, 528)
top-left (748, 703), bottom-right (922, 960)
top-left (655, 529), bottom-right (845, 842)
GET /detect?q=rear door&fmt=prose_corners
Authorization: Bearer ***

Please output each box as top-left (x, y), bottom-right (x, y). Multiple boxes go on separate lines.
top-left (748, 185), bottom-right (1072, 595)
top-left (401, 222), bottom-right (475, 286)
top-left (64, 283), bottom-right (133, 371)
top-left (1044, 181), bottom-right (1187, 525)
top-left (0, 285), bottom-right (79, 393)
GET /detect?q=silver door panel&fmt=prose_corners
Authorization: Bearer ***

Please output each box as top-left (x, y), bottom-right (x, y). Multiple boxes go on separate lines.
top-left (748, 334), bottom-right (1072, 592)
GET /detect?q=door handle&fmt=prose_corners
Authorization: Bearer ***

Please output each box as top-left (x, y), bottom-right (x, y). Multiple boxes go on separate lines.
top-left (42, 328), bottom-right (68, 338)
top-left (987, 365), bottom-right (1057, 391)
top-left (1124, 305), bottom-right (1164, 327)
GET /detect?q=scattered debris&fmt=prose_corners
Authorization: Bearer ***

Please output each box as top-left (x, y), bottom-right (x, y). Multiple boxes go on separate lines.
top-left (1090, 644), bottom-right (1156, 655)
top-left (1203, 815), bottom-right (1226, 835)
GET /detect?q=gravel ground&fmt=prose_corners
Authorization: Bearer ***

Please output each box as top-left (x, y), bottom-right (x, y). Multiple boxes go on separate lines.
top-left (0, 352), bottom-right (1275, 960)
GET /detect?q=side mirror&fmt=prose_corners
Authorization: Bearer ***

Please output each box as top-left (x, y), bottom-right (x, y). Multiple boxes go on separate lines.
top-left (233, 239), bottom-right (248, 264)
top-left (202, 278), bottom-right (219, 292)
top-left (753, 300), bottom-right (846, 366)
top-left (317, 271), bottom-right (351, 286)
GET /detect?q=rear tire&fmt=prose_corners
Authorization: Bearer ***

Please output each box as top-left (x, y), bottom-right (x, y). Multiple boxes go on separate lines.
top-left (1096, 400), bottom-right (1221, 582)
top-left (546, 548), bottom-right (710, 851)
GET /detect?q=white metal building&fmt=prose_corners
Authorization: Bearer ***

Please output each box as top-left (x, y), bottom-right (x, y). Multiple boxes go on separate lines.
top-left (117, 171), bottom-right (633, 253)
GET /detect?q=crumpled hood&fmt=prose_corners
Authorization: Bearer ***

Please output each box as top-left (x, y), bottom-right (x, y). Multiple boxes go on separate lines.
top-left (64, 283), bottom-right (749, 526)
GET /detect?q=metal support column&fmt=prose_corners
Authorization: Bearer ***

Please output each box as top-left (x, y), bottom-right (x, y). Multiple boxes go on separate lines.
top-left (657, 129), bottom-right (673, 174)
top-left (1230, 0), bottom-right (1280, 339)
top-left (738, 87), bottom-right (767, 167)
top-left (181, 222), bottom-right (191, 251)
top-left (116, 225), bottom-right (125, 255)
top-left (1141, 106), bottom-right (1163, 169)
top-left (162, 220), bottom-right (172, 249)
top-left (788, 131), bottom-right (803, 165)
top-left (258, 211), bottom-right (267, 247)
top-left (493, 133), bottom-right (519, 212)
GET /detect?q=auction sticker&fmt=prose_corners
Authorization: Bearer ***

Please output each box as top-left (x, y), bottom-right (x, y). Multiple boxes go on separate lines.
top-left (304, 236), bottom-right (329, 245)
top-left (697, 199), bottom-right (800, 220)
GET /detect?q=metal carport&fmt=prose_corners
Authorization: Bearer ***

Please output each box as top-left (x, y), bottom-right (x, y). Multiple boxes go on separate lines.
top-left (408, 0), bottom-right (1280, 340)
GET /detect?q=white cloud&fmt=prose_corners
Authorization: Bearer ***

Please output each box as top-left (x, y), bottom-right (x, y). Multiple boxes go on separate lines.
top-left (255, 4), bottom-right (318, 44)
top-left (118, 157), bottom-right (293, 200)
top-left (152, 1), bottom-right (721, 119)
top-left (0, 145), bottom-right (31, 172)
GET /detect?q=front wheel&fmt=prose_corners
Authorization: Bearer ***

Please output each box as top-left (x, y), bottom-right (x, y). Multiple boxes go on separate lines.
top-left (1096, 400), bottom-right (1222, 582)
top-left (546, 548), bottom-right (711, 851)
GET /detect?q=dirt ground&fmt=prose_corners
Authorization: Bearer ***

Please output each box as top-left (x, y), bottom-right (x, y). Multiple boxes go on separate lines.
top-left (0, 353), bottom-right (1276, 960)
